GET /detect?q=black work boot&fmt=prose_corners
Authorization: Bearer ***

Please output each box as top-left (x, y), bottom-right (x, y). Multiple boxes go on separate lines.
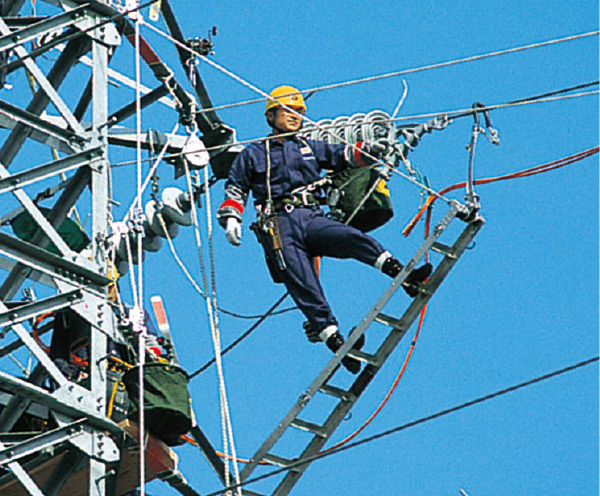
top-left (381, 257), bottom-right (433, 298)
top-left (303, 321), bottom-right (321, 343)
top-left (325, 331), bottom-right (364, 374)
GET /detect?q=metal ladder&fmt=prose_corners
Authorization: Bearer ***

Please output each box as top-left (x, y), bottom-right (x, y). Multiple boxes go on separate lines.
top-left (236, 203), bottom-right (485, 496)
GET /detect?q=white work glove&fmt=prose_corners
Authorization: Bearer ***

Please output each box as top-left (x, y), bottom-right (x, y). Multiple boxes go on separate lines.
top-left (225, 217), bottom-right (242, 246)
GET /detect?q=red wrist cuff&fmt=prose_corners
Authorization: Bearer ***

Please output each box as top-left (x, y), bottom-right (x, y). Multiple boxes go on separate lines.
top-left (219, 199), bottom-right (244, 215)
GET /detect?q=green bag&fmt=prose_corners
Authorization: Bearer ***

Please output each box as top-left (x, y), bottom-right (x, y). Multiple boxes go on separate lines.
top-left (330, 167), bottom-right (394, 232)
top-left (10, 207), bottom-right (90, 255)
top-left (122, 362), bottom-right (193, 446)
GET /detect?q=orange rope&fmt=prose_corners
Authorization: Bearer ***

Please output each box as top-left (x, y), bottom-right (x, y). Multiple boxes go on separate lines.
top-left (403, 146), bottom-right (599, 237)
top-left (181, 435), bottom-right (269, 465)
top-left (32, 312), bottom-right (53, 354)
top-left (322, 303), bottom-right (428, 453)
top-left (322, 212), bottom-right (435, 453)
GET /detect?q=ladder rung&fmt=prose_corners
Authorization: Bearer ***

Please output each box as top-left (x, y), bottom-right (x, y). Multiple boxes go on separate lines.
top-left (262, 453), bottom-right (294, 468)
top-left (347, 349), bottom-right (379, 366)
top-left (374, 312), bottom-right (406, 331)
top-left (431, 241), bottom-right (457, 258)
top-left (319, 384), bottom-right (356, 402)
top-left (290, 419), bottom-right (327, 438)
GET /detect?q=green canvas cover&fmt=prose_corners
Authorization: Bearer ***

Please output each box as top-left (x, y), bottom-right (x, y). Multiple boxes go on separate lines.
top-left (122, 362), bottom-right (193, 446)
top-left (331, 167), bottom-right (394, 232)
top-left (10, 207), bottom-right (90, 255)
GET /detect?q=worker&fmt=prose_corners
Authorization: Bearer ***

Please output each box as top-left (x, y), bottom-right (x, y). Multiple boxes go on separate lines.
top-left (217, 86), bottom-right (432, 374)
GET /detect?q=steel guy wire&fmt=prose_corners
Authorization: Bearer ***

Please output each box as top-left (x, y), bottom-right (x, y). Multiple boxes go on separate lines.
top-left (108, 86), bottom-right (599, 170)
top-left (139, 19), bottom-right (450, 203)
top-left (192, 31), bottom-right (599, 115)
top-left (204, 356), bottom-right (599, 496)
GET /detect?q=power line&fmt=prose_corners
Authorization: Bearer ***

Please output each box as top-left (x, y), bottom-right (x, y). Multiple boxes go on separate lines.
top-left (205, 356), bottom-right (599, 496)
top-left (108, 84), bottom-right (599, 169)
top-left (191, 31), bottom-right (599, 115)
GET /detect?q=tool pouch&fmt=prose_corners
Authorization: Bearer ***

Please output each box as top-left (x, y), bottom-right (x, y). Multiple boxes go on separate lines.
top-left (328, 167), bottom-right (394, 232)
top-left (250, 215), bottom-right (285, 284)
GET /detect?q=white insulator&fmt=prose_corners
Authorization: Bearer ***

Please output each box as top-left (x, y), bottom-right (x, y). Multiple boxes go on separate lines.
top-left (363, 110), bottom-right (393, 142)
top-left (346, 113), bottom-right (366, 143)
top-left (145, 200), bottom-right (180, 239)
top-left (141, 228), bottom-right (163, 252)
top-left (329, 116), bottom-right (349, 144)
top-left (161, 187), bottom-right (192, 226)
top-left (314, 119), bottom-right (333, 142)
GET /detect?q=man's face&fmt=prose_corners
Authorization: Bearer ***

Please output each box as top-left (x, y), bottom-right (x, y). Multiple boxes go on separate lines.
top-left (272, 106), bottom-right (304, 133)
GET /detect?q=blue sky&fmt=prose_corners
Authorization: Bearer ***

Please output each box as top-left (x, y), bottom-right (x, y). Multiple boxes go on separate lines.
top-left (1, 1), bottom-right (598, 495)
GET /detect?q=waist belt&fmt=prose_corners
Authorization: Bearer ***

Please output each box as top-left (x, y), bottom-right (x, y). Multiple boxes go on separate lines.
top-left (272, 192), bottom-right (320, 213)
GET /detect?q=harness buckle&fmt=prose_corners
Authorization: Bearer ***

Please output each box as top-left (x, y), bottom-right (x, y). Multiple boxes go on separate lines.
top-left (284, 203), bottom-right (295, 214)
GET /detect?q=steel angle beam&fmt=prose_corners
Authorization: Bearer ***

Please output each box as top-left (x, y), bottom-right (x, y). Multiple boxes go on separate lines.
top-left (108, 127), bottom-right (187, 151)
top-left (189, 425), bottom-right (228, 485)
top-left (0, 149), bottom-right (91, 302)
top-left (0, 256), bottom-right (56, 289)
top-left (0, 371), bottom-right (122, 435)
top-left (2, 27), bottom-right (88, 78)
top-left (0, 112), bottom-right (79, 155)
top-left (0, 289), bottom-right (83, 328)
top-left (0, 4), bottom-right (90, 53)
top-left (106, 85), bottom-right (170, 127)
top-left (0, 232), bottom-right (110, 288)
top-left (1, 0), bottom-right (26, 17)
top-left (0, 323), bottom-right (52, 360)
top-left (0, 36), bottom-right (91, 169)
top-left (0, 18), bottom-right (85, 135)
top-left (0, 298), bottom-right (71, 388)
top-left (159, 0), bottom-right (222, 131)
top-left (0, 363), bottom-right (47, 431)
top-left (73, 52), bottom-right (177, 112)
top-left (0, 99), bottom-right (85, 149)
top-left (0, 147), bottom-right (102, 195)
top-left (0, 442), bottom-right (46, 496)
top-left (0, 418), bottom-right (86, 467)
top-left (0, 161), bottom-right (77, 258)
top-left (41, 449), bottom-right (86, 496)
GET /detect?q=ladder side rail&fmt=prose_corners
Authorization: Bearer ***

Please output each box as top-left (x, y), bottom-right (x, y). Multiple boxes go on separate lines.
top-left (240, 204), bottom-right (461, 481)
top-left (353, 215), bottom-right (486, 386)
top-left (272, 216), bottom-right (485, 496)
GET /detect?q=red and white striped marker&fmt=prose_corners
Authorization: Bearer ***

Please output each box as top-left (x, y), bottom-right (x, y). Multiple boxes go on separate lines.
top-left (151, 295), bottom-right (170, 335)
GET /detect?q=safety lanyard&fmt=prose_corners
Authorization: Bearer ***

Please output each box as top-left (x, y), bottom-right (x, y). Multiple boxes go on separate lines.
top-left (265, 138), bottom-right (274, 214)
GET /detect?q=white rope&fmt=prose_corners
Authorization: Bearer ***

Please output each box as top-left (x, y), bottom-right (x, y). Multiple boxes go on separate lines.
top-left (183, 159), bottom-right (243, 495)
top-left (133, 13), bottom-right (147, 496)
top-left (124, 121), bottom-right (180, 222)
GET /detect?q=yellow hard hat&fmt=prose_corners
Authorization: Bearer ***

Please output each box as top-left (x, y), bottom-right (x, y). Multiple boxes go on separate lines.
top-left (265, 85), bottom-right (306, 114)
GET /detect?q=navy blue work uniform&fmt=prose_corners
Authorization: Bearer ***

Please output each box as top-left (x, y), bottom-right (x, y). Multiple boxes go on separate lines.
top-left (217, 136), bottom-right (387, 334)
